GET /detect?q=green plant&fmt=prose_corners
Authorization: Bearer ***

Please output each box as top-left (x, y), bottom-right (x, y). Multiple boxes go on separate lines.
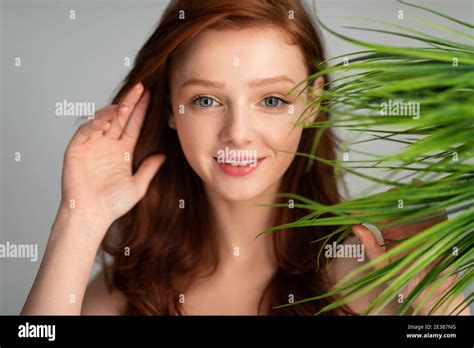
top-left (267, 0), bottom-right (473, 315)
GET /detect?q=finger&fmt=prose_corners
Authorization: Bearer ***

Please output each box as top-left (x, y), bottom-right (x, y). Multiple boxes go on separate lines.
top-left (105, 82), bottom-right (144, 139)
top-left (90, 105), bottom-right (118, 122)
top-left (70, 118), bottom-right (112, 145)
top-left (383, 214), bottom-right (447, 242)
top-left (352, 225), bottom-right (388, 270)
top-left (68, 105), bottom-right (117, 145)
top-left (377, 179), bottom-right (446, 241)
top-left (133, 154), bottom-right (166, 198)
top-left (120, 90), bottom-right (150, 147)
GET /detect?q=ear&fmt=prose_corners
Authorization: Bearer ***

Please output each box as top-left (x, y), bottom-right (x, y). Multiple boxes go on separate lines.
top-left (306, 75), bottom-right (325, 123)
top-left (168, 113), bottom-right (176, 129)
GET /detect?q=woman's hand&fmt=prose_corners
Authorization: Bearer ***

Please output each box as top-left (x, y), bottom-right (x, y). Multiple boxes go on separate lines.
top-left (60, 82), bottom-right (165, 231)
top-left (352, 188), bottom-right (467, 315)
top-left (22, 83), bottom-right (165, 315)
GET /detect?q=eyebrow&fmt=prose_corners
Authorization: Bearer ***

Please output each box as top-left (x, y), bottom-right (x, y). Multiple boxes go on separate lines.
top-left (248, 75), bottom-right (296, 88)
top-left (180, 75), bottom-right (296, 89)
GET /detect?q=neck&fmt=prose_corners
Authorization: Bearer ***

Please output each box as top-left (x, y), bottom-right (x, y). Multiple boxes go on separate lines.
top-left (205, 182), bottom-right (280, 276)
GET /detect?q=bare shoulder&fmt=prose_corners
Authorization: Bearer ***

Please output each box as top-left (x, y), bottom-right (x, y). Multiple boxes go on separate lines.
top-left (82, 271), bottom-right (127, 315)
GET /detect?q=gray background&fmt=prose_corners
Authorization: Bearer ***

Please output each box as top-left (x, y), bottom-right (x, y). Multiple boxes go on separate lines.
top-left (1, 0), bottom-right (472, 314)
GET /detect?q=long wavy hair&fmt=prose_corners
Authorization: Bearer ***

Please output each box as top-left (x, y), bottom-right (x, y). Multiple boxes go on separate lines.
top-left (101, 0), bottom-right (348, 315)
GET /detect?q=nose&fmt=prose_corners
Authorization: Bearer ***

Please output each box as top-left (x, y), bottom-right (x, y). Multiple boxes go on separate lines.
top-left (218, 104), bottom-right (254, 147)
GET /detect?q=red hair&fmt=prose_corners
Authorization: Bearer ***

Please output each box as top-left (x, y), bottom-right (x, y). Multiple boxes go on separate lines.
top-left (102, 0), bottom-right (347, 315)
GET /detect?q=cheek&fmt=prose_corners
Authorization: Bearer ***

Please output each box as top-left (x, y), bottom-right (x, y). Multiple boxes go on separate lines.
top-left (278, 128), bottom-right (302, 167)
top-left (286, 127), bottom-right (303, 151)
top-left (260, 118), bottom-right (303, 178)
top-left (175, 116), bottom-right (219, 167)
top-left (264, 117), bottom-right (303, 153)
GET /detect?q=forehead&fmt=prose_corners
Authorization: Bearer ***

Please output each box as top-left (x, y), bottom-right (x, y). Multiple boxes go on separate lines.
top-left (170, 26), bottom-right (308, 85)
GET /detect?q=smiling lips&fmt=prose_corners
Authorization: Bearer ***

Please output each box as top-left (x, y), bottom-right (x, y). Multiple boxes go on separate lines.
top-left (214, 157), bottom-right (264, 176)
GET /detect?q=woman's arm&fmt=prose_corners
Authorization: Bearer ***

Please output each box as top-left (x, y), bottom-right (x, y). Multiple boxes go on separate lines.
top-left (21, 211), bottom-right (109, 315)
top-left (21, 83), bottom-right (164, 315)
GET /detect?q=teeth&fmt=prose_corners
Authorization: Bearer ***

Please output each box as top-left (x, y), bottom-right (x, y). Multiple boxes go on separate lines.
top-left (225, 160), bottom-right (255, 166)
top-left (214, 157), bottom-right (262, 166)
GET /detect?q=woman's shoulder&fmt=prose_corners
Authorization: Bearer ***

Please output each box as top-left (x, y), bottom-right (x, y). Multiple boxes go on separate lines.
top-left (82, 270), bottom-right (127, 315)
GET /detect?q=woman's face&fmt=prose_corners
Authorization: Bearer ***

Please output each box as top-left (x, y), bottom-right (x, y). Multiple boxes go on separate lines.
top-left (169, 26), bottom-right (317, 202)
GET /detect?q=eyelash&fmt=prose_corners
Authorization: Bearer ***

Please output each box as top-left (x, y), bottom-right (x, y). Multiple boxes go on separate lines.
top-left (191, 95), bottom-right (290, 109)
top-left (191, 95), bottom-right (220, 108)
top-left (261, 95), bottom-right (290, 108)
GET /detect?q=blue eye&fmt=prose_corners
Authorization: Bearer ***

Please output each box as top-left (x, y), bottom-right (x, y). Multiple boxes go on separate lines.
top-left (193, 96), bottom-right (217, 108)
top-left (262, 96), bottom-right (288, 108)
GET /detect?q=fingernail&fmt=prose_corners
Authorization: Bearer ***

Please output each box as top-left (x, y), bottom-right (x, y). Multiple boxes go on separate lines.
top-left (352, 225), bottom-right (365, 239)
top-left (362, 223), bottom-right (385, 246)
top-left (118, 105), bottom-right (129, 115)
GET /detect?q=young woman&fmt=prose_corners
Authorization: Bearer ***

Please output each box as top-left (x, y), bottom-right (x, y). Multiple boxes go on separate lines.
top-left (22, 0), bottom-right (467, 315)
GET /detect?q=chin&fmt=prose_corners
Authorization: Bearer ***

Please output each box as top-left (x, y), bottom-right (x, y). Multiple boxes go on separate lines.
top-left (189, 157), bottom-right (284, 202)
top-left (211, 179), bottom-right (276, 202)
